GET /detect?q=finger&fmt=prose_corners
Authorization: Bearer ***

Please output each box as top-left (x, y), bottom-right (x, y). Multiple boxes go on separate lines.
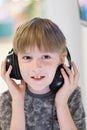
top-left (5, 65), bottom-right (12, 80)
top-left (61, 68), bottom-right (69, 86)
top-left (63, 64), bottom-right (74, 83)
top-left (1, 61), bottom-right (15, 88)
top-left (71, 61), bottom-right (79, 83)
top-left (63, 64), bottom-right (72, 76)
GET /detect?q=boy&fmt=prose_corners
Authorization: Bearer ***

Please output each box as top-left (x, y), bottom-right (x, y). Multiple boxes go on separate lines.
top-left (0, 17), bottom-right (86, 130)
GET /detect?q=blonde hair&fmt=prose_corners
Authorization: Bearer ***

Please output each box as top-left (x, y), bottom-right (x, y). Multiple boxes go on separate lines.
top-left (13, 17), bottom-right (67, 54)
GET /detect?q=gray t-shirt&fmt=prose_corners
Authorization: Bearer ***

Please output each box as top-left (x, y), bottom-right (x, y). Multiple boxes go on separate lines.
top-left (0, 87), bottom-right (86, 130)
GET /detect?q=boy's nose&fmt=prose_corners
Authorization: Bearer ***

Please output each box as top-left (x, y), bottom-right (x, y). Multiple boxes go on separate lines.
top-left (32, 59), bottom-right (42, 72)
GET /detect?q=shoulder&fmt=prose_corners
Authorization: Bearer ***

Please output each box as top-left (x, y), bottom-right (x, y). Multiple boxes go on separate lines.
top-left (68, 86), bottom-right (82, 105)
top-left (68, 86), bottom-right (84, 111)
top-left (0, 90), bottom-right (12, 104)
top-left (0, 90), bottom-right (12, 116)
top-left (0, 91), bottom-right (12, 129)
top-left (68, 87), bottom-right (86, 129)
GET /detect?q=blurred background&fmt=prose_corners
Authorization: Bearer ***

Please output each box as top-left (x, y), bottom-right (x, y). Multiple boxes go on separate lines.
top-left (0, 0), bottom-right (87, 125)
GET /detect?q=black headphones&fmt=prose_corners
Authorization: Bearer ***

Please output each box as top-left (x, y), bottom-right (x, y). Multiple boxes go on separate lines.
top-left (6, 48), bottom-right (71, 92)
top-left (6, 49), bottom-right (22, 80)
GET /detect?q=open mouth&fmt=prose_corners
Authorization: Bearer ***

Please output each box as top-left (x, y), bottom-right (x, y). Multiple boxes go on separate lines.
top-left (31, 76), bottom-right (45, 80)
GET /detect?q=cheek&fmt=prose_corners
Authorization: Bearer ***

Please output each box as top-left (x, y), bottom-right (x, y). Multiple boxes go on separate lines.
top-left (19, 64), bottom-right (30, 79)
top-left (47, 65), bottom-right (58, 83)
top-left (50, 59), bottom-right (60, 76)
top-left (21, 70), bottom-right (30, 82)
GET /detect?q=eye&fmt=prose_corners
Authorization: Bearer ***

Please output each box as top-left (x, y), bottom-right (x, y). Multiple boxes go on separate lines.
top-left (22, 56), bottom-right (32, 60)
top-left (42, 55), bottom-right (51, 60)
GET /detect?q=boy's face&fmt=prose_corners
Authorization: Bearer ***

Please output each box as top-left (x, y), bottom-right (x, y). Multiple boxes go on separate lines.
top-left (18, 46), bottom-right (62, 94)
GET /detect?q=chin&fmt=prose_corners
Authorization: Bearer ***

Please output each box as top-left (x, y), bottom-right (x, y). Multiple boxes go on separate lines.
top-left (29, 85), bottom-right (50, 94)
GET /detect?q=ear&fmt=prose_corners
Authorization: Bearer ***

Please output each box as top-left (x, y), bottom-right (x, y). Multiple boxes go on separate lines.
top-left (60, 53), bottom-right (66, 64)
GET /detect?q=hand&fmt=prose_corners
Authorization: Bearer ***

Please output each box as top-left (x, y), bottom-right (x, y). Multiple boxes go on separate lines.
top-left (1, 61), bottom-right (25, 104)
top-left (55, 61), bottom-right (79, 107)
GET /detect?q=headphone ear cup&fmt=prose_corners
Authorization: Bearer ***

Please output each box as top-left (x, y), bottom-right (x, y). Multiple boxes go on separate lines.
top-left (12, 53), bottom-right (22, 79)
top-left (50, 64), bottom-right (71, 92)
top-left (6, 53), bottom-right (22, 79)
top-left (49, 64), bottom-right (64, 92)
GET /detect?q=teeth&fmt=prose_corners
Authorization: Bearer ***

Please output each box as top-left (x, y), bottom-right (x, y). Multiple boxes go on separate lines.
top-left (31, 76), bottom-right (45, 79)
top-left (34, 76), bottom-right (41, 79)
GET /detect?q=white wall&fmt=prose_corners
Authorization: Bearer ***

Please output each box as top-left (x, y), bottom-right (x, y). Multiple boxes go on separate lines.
top-left (43, 0), bottom-right (87, 124)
